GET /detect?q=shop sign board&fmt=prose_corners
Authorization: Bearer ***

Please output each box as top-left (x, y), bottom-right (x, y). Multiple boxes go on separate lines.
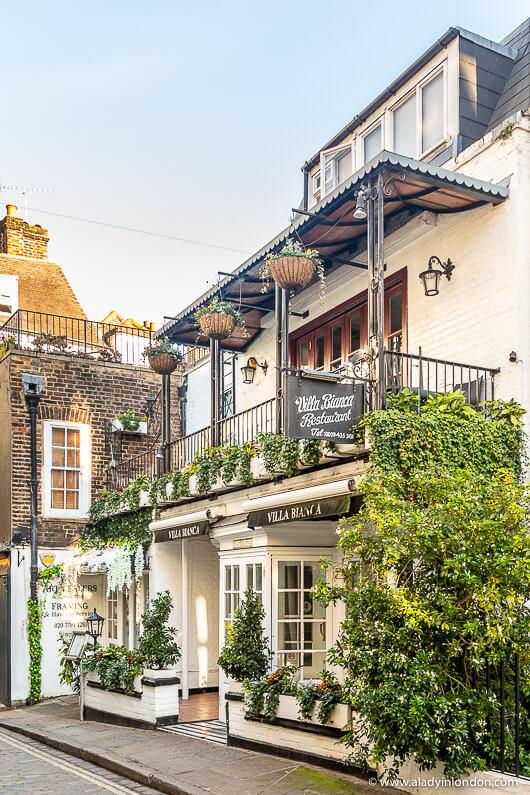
top-left (285, 375), bottom-right (364, 443)
top-left (248, 494), bottom-right (350, 528)
top-left (154, 520), bottom-right (210, 543)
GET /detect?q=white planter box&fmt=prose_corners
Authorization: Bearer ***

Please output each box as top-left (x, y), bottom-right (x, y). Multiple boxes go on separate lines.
top-left (211, 475), bottom-right (239, 492)
top-left (111, 418), bottom-right (148, 435)
top-left (275, 694), bottom-right (351, 729)
top-left (250, 455), bottom-right (269, 481)
top-left (165, 482), bottom-right (175, 500)
top-left (83, 668), bottom-right (179, 729)
top-left (139, 490), bottom-right (151, 508)
top-left (188, 474), bottom-right (200, 496)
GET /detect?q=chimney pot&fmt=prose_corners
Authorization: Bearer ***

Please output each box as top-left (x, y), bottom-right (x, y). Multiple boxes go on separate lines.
top-left (6, 204), bottom-right (17, 217)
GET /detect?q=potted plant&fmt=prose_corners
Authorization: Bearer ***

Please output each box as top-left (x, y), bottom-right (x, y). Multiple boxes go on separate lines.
top-left (194, 297), bottom-right (247, 341)
top-left (142, 336), bottom-right (184, 375)
top-left (218, 588), bottom-right (270, 692)
top-left (137, 590), bottom-right (181, 677)
top-left (260, 238), bottom-right (325, 296)
top-left (112, 409), bottom-right (148, 434)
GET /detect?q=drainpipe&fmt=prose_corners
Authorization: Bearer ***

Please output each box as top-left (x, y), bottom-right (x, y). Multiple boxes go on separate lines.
top-left (22, 374), bottom-right (43, 603)
top-left (281, 288), bottom-right (289, 434)
top-left (181, 540), bottom-right (189, 700)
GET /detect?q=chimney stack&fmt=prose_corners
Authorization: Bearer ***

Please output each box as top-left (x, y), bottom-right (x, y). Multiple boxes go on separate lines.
top-left (0, 205), bottom-right (49, 259)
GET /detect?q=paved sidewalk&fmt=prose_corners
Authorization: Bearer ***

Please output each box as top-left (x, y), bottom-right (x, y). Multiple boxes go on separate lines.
top-left (0, 696), bottom-right (380, 795)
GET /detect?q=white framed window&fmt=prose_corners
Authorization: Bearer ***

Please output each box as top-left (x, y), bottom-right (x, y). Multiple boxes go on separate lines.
top-left (390, 66), bottom-right (447, 160)
top-left (363, 122), bottom-right (382, 164)
top-left (223, 563), bottom-right (240, 636)
top-left (42, 421), bottom-right (90, 518)
top-left (107, 589), bottom-right (118, 642)
top-left (275, 559), bottom-right (327, 680)
top-left (246, 562), bottom-right (263, 602)
top-left (319, 144), bottom-right (353, 200)
top-left (311, 171), bottom-right (321, 206)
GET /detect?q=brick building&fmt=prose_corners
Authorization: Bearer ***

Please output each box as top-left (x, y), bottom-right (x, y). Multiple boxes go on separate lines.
top-left (0, 205), bottom-right (180, 705)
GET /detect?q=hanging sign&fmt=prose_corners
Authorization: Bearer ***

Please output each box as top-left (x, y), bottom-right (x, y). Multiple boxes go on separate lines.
top-left (248, 494), bottom-right (350, 528)
top-left (285, 375), bottom-right (364, 443)
top-left (154, 520), bottom-right (210, 543)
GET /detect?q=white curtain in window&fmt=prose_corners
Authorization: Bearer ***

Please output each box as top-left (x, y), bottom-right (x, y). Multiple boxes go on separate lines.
top-left (393, 94), bottom-right (416, 158)
top-left (422, 73), bottom-right (443, 152)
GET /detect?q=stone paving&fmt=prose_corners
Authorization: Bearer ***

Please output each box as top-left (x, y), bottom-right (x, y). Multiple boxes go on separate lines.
top-left (0, 696), bottom-right (381, 794)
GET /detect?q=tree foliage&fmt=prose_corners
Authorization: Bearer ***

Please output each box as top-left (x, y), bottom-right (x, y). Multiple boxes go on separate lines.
top-left (218, 588), bottom-right (270, 682)
top-left (315, 397), bottom-right (529, 777)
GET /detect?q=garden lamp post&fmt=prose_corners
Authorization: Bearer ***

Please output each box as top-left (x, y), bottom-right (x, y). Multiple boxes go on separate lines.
top-left (86, 608), bottom-right (105, 647)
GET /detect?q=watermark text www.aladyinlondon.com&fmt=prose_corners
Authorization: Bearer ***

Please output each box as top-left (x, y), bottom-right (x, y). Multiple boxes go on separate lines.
top-left (370, 776), bottom-right (520, 789)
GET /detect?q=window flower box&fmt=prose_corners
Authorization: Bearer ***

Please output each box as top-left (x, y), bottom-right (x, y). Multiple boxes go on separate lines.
top-left (111, 418), bottom-right (148, 435)
top-left (83, 668), bottom-right (180, 729)
top-left (274, 694), bottom-right (351, 729)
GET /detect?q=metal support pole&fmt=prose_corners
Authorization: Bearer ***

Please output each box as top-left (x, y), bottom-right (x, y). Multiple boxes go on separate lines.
top-left (27, 396), bottom-right (39, 603)
top-left (181, 540), bottom-right (189, 700)
top-left (210, 338), bottom-right (221, 446)
top-left (281, 288), bottom-right (289, 434)
top-left (274, 283), bottom-right (283, 434)
top-left (376, 172), bottom-right (386, 409)
top-left (366, 178), bottom-right (376, 353)
top-left (161, 374), bottom-right (171, 473)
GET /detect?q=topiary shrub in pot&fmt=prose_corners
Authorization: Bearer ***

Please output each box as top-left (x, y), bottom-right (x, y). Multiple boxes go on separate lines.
top-left (218, 588), bottom-right (270, 691)
top-left (137, 590), bottom-right (181, 676)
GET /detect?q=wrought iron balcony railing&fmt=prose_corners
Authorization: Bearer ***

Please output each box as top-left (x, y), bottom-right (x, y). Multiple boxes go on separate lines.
top-left (105, 350), bottom-right (498, 489)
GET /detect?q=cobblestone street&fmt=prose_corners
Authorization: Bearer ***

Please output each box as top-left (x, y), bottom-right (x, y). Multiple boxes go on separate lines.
top-left (0, 728), bottom-right (158, 794)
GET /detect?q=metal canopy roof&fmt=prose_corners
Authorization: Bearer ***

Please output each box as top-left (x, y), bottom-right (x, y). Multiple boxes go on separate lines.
top-left (160, 151), bottom-right (508, 351)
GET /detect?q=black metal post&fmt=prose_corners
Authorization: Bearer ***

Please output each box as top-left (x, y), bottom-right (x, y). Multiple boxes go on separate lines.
top-left (210, 338), bottom-right (221, 446)
top-left (367, 179), bottom-right (376, 353)
top-left (161, 374), bottom-right (171, 473)
top-left (302, 169), bottom-right (309, 212)
top-left (376, 172), bottom-right (386, 409)
top-left (26, 394), bottom-right (40, 602)
top-left (281, 288), bottom-right (289, 434)
top-left (275, 283), bottom-right (282, 434)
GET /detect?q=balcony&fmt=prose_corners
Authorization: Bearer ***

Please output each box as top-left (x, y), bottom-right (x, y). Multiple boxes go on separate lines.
top-left (106, 349), bottom-right (497, 489)
top-left (0, 309), bottom-right (207, 369)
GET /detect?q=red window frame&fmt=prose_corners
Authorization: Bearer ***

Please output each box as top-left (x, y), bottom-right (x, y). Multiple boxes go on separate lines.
top-left (290, 268), bottom-right (407, 371)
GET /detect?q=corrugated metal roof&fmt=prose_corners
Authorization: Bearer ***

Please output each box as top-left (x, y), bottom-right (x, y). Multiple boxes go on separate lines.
top-left (158, 151), bottom-right (508, 339)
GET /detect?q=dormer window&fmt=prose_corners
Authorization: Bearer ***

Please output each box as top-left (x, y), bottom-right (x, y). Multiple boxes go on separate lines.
top-left (421, 71), bottom-right (444, 152)
top-left (363, 123), bottom-right (382, 163)
top-left (312, 171), bottom-right (321, 205)
top-left (390, 68), bottom-right (446, 160)
top-left (320, 145), bottom-right (352, 200)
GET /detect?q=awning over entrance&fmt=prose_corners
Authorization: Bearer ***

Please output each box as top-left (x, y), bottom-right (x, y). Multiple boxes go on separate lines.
top-left (159, 151), bottom-right (508, 351)
top-left (151, 505), bottom-right (227, 543)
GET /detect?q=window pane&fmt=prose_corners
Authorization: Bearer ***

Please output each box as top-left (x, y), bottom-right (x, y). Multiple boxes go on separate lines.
top-left (331, 325), bottom-right (342, 365)
top-left (246, 564), bottom-right (253, 590)
top-left (279, 562), bottom-right (300, 589)
top-left (279, 592), bottom-right (300, 619)
top-left (302, 651), bottom-right (326, 678)
top-left (303, 592), bottom-right (326, 619)
top-left (52, 490), bottom-right (64, 509)
top-left (349, 312), bottom-right (361, 355)
top-left (67, 429), bottom-right (80, 448)
top-left (337, 150), bottom-right (351, 184)
top-left (364, 125), bottom-right (381, 162)
top-left (224, 593), bottom-right (231, 619)
top-left (389, 292), bottom-right (402, 335)
top-left (65, 490), bottom-right (79, 509)
top-left (304, 563), bottom-right (319, 589)
top-left (52, 428), bottom-right (65, 446)
top-left (304, 622), bottom-right (326, 650)
top-left (393, 94), bottom-right (416, 158)
top-left (233, 566), bottom-right (239, 590)
top-left (314, 335), bottom-right (324, 370)
top-left (299, 341), bottom-right (309, 368)
top-left (255, 564), bottom-right (263, 592)
top-left (52, 447), bottom-right (65, 467)
top-left (65, 470), bottom-right (79, 490)
top-left (225, 566), bottom-right (231, 591)
top-left (278, 651), bottom-right (300, 668)
top-left (278, 622), bottom-right (300, 649)
top-left (422, 73), bottom-right (443, 152)
top-left (67, 448), bottom-right (79, 468)
top-left (51, 470), bottom-right (64, 489)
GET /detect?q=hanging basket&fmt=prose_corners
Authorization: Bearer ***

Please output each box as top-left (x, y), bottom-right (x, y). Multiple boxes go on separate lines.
top-left (147, 352), bottom-right (182, 375)
top-left (199, 311), bottom-right (236, 341)
top-left (269, 255), bottom-right (315, 292)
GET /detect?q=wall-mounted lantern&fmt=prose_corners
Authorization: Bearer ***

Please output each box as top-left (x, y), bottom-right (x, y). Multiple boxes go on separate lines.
top-left (86, 608), bottom-right (105, 647)
top-left (419, 255), bottom-right (455, 296)
top-left (241, 356), bottom-right (268, 384)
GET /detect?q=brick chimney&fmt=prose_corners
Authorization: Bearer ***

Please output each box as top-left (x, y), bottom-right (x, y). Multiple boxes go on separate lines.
top-left (0, 204), bottom-right (49, 259)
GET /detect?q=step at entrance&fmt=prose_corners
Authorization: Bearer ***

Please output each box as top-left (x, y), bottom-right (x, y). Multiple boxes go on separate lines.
top-left (160, 719), bottom-right (227, 745)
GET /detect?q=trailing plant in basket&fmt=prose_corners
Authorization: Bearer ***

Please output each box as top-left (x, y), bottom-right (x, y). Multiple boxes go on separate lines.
top-left (142, 336), bottom-right (184, 364)
top-left (194, 296), bottom-right (246, 329)
top-left (136, 590), bottom-right (181, 670)
top-left (218, 588), bottom-right (270, 682)
top-left (259, 238), bottom-right (325, 297)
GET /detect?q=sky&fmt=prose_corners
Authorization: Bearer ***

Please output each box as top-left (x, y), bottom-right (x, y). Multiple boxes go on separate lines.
top-left (1, 0), bottom-right (527, 326)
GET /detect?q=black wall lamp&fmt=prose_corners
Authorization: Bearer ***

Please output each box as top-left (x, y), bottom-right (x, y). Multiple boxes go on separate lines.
top-left (419, 255), bottom-right (455, 296)
top-left (241, 356), bottom-right (268, 384)
top-left (86, 608), bottom-right (105, 647)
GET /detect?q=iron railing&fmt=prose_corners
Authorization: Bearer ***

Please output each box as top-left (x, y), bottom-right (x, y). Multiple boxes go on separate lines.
top-left (384, 349), bottom-right (497, 403)
top-left (0, 309), bottom-right (209, 369)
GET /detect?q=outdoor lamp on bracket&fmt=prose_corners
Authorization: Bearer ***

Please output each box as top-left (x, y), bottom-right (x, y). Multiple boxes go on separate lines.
top-left (241, 356), bottom-right (268, 384)
top-left (86, 608), bottom-right (105, 647)
top-left (419, 255), bottom-right (455, 297)
top-left (353, 184), bottom-right (371, 220)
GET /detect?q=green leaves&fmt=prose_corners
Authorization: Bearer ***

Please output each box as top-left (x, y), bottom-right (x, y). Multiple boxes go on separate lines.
top-left (27, 597), bottom-right (44, 703)
top-left (218, 588), bottom-right (270, 682)
top-left (136, 590), bottom-right (181, 670)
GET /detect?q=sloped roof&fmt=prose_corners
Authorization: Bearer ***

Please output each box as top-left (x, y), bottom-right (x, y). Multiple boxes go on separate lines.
top-left (102, 310), bottom-right (145, 329)
top-left (0, 254), bottom-right (86, 319)
top-left (487, 17), bottom-right (530, 131)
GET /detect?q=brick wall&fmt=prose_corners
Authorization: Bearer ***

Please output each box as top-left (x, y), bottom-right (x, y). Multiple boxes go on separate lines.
top-left (0, 350), bottom-right (181, 547)
top-left (0, 214), bottom-right (49, 260)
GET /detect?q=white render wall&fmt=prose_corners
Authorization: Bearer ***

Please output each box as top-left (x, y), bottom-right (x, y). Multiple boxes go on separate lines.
top-left (148, 536), bottom-right (219, 691)
top-left (183, 123), bottom-right (530, 435)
